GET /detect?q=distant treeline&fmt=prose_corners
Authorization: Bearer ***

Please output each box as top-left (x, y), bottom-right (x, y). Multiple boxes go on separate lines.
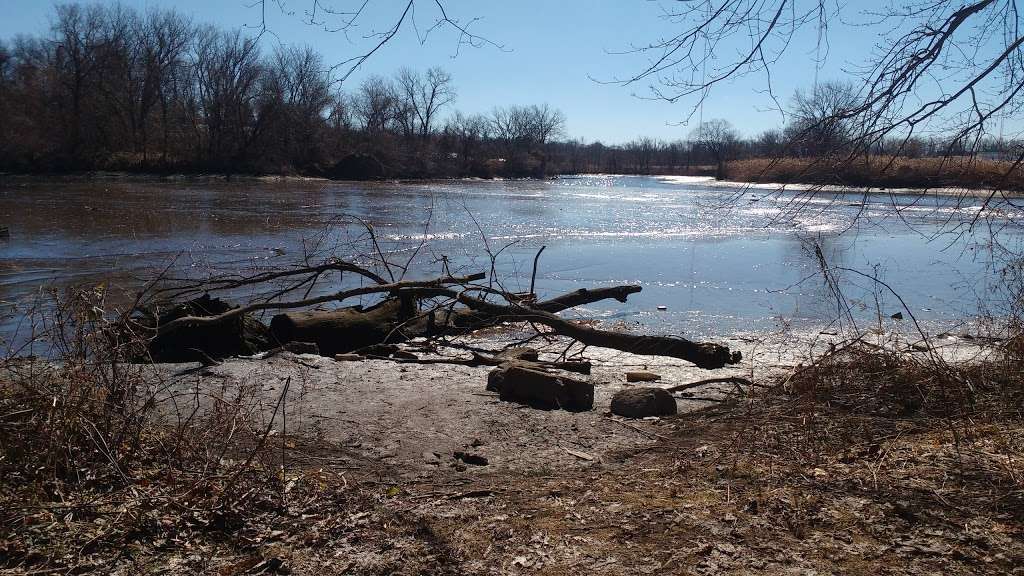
top-left (0, 3), bottom-right (568, 178)
top-left (0, 4), bottom-right (1019, 181)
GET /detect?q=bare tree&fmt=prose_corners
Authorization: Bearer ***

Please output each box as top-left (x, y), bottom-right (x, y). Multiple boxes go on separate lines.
top-left (754, 129), bottom-right (784, 157)
top-left (690, 119), bottom-right (739, 178)
top-left (353, 75), bottom-right (397, 135)
top-left (264, 45), bottom-right (332, 168)
top-left (101, 6), bottom-right (191, 165)
top-left (142, 9), bottom-right (191, 165)
top-left (786, 80), bottom-right (859, 157)
top-left (188, 26), bottom-right (264, 168)
top-left (51, 3), bottom-right (108, 160)
top-left (443, 110), bottom-right (490, 171)
top-left (395, 66), bottom-right (456, 138)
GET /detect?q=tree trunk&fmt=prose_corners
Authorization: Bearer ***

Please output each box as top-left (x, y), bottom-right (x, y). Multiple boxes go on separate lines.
top-left (269, 299), bottom-right (411, 356)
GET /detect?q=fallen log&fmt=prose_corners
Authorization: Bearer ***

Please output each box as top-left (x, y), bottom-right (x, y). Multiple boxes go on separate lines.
top-left (270, 300), bottom-right (410, 356)
top-left (264, 284), bottom-right (649, 355)
top-left (148, 265), bottom-right (736, 370)
top-left (147, 294), bottom-right (272, 362)
top-left (486, 364), bottom-right (594, 411)
top-left (453, 292), bottom-right (741, 370)
top-left (665, 376), bottom-right (758, 393)
top-left (438, 284), bottom-right (644, 329)
top-left (154, 272), bottom-right (484, 338)
top-left (262, 341), bottom-right (320, 358)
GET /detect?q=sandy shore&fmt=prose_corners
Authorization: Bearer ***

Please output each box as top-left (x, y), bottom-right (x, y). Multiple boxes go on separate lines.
top-left (119, 328), bottom-right (1016, 574)
top-left (150, 332), bottom-right (779, 475)
top-left (148, 326), bottom-right (992, 478)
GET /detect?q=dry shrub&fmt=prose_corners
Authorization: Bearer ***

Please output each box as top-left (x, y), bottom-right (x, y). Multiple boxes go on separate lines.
top-left (724, 155), bottom-right (1024, 191)
top-left (786, 339), bottom-right (1024, 425)
top-left (0, 288), bottom-right (303, 571)
top-left (1, 287), bottom-right (152, 483)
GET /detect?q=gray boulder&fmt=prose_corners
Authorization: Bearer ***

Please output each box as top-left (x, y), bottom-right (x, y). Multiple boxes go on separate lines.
top-left (610, 387), bottom-right (677, 418)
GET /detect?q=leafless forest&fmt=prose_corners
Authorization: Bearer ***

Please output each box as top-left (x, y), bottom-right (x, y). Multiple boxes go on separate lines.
top-left (1, 3), bottom-right (1021, 186)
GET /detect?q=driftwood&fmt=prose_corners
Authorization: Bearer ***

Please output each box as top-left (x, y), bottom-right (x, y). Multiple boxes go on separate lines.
top-left (487, 364), bottom-right (594, 411)
top-left (146, 261), bottom-right (740, 370)
top-left (359, 348), bottom-right (592, 375)
top-left (264, 284), bottom-right (647, 356)
top-left (664, 376), bottom-right (757, 393)
top-left (451, 292), bottom-right (741, 370)
top-left (148, 294), bottom-right (271, 362)
top-left (427, 284), bottom-right (644, 331)
top-left (533, 286), bottom-right (643, 313)
top-left (154, 272), bottom-right (484, 338)
top-left (262, 341), bottom-right (320, 358)
top-left (269, 299), bottom-right (411, 356)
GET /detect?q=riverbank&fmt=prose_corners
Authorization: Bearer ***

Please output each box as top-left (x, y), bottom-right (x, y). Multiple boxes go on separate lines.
top-left (0, 170), bottom-right (333, 184)
top-left (2, 328), bottom-right (1021, 574)
top-left (722, 156), bottom-right (1024, 194)
top-left (4, 156), bottom-right (1021, 195)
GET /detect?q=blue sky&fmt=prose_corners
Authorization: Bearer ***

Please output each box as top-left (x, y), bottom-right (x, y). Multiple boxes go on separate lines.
top-left (0, 1), bottom-right (940, 143)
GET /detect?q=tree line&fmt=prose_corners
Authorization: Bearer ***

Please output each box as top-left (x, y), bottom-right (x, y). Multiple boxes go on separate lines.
top-left (0, 4), bottom-right (1018, 180)
top-left (0, 3), bottom-right (568, 178)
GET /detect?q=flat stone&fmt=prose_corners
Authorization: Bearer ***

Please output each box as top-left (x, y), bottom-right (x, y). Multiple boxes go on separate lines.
top-left (625, 371), bottom-right (662, 382)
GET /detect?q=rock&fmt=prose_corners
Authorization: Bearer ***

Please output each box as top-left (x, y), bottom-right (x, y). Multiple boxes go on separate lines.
top-left (454, 451), bottom-right (488, 466)
top-left (334, 353), bottom-right (363, 361)
top-left (625, 371), bottom-right (662, 382)
top-left (487, 365), bottom-right (594, 411)
top-left (611, 387), bottom-right (677, 418)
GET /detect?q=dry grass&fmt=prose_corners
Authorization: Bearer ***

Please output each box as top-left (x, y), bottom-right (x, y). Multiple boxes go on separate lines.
top-left (0, 289), bottom-right (340, 573)
top-left (2, 286), bottom-right (1023, 573)
top-left (724, 155), bottom-right (1024, 191)
top-left (389, 343), bottom-right (1024, 574)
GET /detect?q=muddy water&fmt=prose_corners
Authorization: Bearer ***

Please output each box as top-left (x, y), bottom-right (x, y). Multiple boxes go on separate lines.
top-left (1, 174), bottom-right (1018, 343)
